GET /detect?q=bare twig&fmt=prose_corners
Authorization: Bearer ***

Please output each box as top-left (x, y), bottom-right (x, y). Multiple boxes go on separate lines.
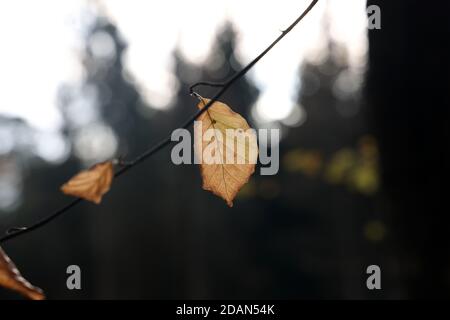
top-left (0, 0), bottom-right (320, 244)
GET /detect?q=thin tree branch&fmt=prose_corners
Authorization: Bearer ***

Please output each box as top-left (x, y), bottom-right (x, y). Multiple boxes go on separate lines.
top-left (0, 0), bottom-right (320, 244)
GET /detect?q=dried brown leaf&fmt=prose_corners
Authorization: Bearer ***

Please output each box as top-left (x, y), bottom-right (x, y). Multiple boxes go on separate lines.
top-left (195, 98), bottom-right (258, 207)
top-left (61, 161), bottom-right (114, 204)
top-left (0, 246), bottom-right (45, 300)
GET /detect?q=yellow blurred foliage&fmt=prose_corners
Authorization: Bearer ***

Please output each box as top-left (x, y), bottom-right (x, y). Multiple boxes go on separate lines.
top-left (283, 149), bottom-right (323, 177)
top-left (324, 148), bottom-right (357, 184)
top-left (350, 135), bottom-right (380, 195)
top-left (364, 220), bottom-right (387, 243)
top-left (284, 135), bottom-right (381, 196)
top-left (348, 161), bottom-right (379, 195)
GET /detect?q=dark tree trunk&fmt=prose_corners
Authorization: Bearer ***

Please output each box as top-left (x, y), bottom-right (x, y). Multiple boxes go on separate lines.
top-left (366, 1), bottom-right (450, 298)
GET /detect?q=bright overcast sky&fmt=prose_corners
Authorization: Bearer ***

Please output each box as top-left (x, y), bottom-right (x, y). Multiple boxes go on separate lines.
top-left (0, 0), bottom-right (368, 133)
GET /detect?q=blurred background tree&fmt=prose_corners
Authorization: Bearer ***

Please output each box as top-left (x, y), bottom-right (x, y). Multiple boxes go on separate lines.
top-left (367, 0), bottom-right (450, 298)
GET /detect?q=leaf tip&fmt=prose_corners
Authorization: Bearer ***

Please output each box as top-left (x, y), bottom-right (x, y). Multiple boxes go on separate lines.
top-left (0, 246), bottom-right (46, 301)
top-left (29, 289), bottom-right (46, 301)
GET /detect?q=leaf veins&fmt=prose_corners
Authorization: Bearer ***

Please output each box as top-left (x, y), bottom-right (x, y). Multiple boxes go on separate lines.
top-left (195, 98), bottom-right (258, 207)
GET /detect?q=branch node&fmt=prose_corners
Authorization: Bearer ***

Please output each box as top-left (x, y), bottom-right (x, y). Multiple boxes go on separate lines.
top-left (113, 155), bottom-right (133, 168)
top-left (190, 91), bottom-right (204, 102)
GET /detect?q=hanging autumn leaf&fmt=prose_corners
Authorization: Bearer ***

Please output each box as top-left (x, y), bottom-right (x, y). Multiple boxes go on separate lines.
top-left (61, 161), bottom-right (114, 204)
top-left (0, 246), bottom-right (45, 300)
top-left (195, 98), bottom-right (258, 207)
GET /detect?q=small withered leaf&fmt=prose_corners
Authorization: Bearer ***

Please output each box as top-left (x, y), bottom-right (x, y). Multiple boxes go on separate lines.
top-left (195, 98), bottom-right (258, 207)
top-left (61, 161), bottom-right (114, 204)
top-left (0, 246), bottom-right (45, 300)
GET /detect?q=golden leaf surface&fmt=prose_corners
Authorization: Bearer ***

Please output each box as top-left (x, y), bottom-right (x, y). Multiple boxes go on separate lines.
top-left (0, 246), bottom-right (45, 300)
top-left (61, 161), bottom-right (114, 204)
top-left (195, 98), bottom-right (258, 207)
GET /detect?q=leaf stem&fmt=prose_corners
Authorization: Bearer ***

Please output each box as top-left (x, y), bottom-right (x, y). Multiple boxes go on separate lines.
top-left (189, 81), bottom-right (226, 95)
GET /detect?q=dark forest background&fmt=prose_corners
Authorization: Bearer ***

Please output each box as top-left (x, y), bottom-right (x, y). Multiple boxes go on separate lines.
top-left (0, 0), bottom-right (449, 299)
